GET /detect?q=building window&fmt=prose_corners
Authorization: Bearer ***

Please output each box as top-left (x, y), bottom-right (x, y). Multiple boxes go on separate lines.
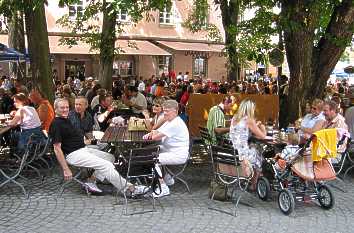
top-left (193, 57), bottom-right (207, 78)
top-left (0, 15), bottom-right (7, 32)
top-left (113, 60), bottom-right (133, 76)
top-left (117, 9), bottom-right (129, 23)
top-left (158, 56), bottom-right (170, 75)
top-left (69, 1), bottom-right (84, 19)
top-left (159, 3), bottom-right (178, 25)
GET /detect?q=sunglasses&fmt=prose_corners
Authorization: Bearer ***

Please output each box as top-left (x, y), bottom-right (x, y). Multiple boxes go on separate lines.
top-left (311, 106), bottom-right (317, 110)
top-left (153, 104), bottom-right (161, 107)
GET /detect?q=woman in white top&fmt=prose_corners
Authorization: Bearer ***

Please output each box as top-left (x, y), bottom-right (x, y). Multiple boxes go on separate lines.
top-left (142, 97), bottom-right (166, 131)
top-left (8, 93), bottom-right (46, 154)
top-left (300, 99), bottom-right (326, 138)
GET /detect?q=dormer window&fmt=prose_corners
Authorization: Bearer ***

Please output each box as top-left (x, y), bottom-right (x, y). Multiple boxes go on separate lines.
top-left (117, 9), bottom-right (129, 23)
top-left (68, 1), bottom-right (84, 20)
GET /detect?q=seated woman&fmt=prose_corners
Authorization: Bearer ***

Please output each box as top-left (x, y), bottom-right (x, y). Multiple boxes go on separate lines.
top-left (229, 99), bottom-right (267, 190)
top-left (142, 97), bottom-right (166, 131)
top-left (300, 99), bottom-right (326, 138)
top-left (143, 100), bottom-right (190, 198)
top-left (8, 93), bottom-right (46, 154)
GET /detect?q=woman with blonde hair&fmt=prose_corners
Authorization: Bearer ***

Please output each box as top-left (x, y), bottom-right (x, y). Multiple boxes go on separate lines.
top-left (229, 99), bottom-right (267, 190)
top-left (142, 97), bottom-right (166, 131)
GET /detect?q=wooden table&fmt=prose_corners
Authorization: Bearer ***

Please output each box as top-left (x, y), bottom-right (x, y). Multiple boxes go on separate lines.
top-left (101, 126), bottom-right (159, 157)
top-left (101, 126), bottom-right (149, 143)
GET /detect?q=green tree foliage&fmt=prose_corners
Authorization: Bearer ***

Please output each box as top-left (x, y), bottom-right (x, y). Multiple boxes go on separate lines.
top-left (0, 0), bottom-right (54, 102)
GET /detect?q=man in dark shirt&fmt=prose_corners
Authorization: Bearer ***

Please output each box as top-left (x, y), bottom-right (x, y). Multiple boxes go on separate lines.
top-left (68, 96), bottom-right (94, 140)
top-left (49, 98), bottom-right (146, 195)
top-left (92, 94), bottom-right (114, 131)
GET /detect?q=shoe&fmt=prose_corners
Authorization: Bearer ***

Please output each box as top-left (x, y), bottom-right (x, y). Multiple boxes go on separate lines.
top-left (132, 185), bottom-right (150, 196)
top-left (84, 182), bottom-right (102, 193)
top-left (153, 183), bottom-right (170, 198)
top-left (164, 173), bottom-right (175, 186)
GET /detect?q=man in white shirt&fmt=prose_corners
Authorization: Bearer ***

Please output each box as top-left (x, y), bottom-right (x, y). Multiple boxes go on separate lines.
top-left (176, 72), bottom-right (183, 81)
top-left (137, 76), bottom-right (146, 93)
top-left (122, 85), bottom-right (147, 115)
top-left (143, 100), bottom-right (190, 197)
top-left (183, 71), bottom-right (189, 82)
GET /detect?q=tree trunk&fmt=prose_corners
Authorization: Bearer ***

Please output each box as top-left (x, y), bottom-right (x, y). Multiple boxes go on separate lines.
top-left (280, 1), bottom-right (320, 126)
top-left (308, 0), bottom-right (354, 99)
top-left (8, 10), bottom-right (26, 80)
top-left (24, 1), bottom-right (53, 102)
top-left (98, 0), bottom-right (117, 91)
top-left (220, 0), bottom-right (240, 82)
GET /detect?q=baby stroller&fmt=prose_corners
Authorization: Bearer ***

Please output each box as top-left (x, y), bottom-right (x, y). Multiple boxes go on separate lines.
top-left (256, 128), bottom-right (342, 215)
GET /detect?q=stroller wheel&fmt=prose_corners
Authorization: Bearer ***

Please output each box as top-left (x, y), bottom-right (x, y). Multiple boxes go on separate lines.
top-left (318, 184), bottom-right (335, 210)
top-left (278, 189), bottom-right (295, 215)
top-left (257, 177), bottom-right (270, 201)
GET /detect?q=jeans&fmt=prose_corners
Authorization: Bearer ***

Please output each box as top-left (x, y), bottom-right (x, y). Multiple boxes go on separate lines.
top-left (17, 126), bottom-right (46, 154)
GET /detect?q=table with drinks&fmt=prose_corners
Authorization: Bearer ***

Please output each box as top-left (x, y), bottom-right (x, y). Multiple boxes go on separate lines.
top-left (101, 122), bottom-right (160, 158)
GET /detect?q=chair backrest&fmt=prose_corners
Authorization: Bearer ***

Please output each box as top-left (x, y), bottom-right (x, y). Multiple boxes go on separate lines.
top-left (126, 146), bottom-right (159, 178)
top-left (199, 126), bottom-right (212, 145)
top-left (210, 145), bottom-right (247, 185)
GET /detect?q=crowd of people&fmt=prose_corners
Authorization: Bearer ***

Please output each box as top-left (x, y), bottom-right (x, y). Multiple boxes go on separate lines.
top-left (0, 70), bottom-right (352, 199)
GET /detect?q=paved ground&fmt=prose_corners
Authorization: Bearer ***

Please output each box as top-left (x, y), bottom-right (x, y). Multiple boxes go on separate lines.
top-left (1, 160), bottom-right (354, 233)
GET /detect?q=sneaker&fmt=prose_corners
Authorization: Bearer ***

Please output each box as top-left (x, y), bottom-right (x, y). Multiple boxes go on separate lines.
top-left (164, 173), bottom-right (175, 186)
top-left (153, 183), bottom-right (170, 198)
top-left (84, 182), bottom-right (102, 193)
top-left (132, 185), bottom-right (150, 196)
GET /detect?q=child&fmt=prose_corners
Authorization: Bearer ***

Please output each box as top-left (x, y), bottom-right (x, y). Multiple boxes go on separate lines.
top-left (274, 133), bottom-right (300, 171)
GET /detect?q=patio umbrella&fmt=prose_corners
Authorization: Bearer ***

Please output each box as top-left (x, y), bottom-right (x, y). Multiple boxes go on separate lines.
top-left (0, 43), bottom-right (25, 62)
top-left (344, 65), bottom-right (354, 74)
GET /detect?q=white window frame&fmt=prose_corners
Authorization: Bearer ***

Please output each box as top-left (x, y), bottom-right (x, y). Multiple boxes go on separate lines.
top-left (159, 2), bottom-right (177, 25)
top-left (68, 1), bottom-right (84, 20)
top-left (0, 15), bottom-right (7, 32)
top-left (158, 56), bottom-right (170, 75)
top-left (113, 60), bottom-right (134, 77)
top-left (193, 56), bottom-right (207, 78)
top-left (117, 9), bottom-right (130, 23)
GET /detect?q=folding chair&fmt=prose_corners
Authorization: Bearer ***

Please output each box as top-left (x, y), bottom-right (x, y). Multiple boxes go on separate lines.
top-left (56, 166), bottom-right (92, 198)
top-left (0, 134), bottom-right (37, 198)
top-left (116, 145), bottom-right (160, 215)
top-left (199, 126), bottom-right (213, 157)
top-left (164, 138), bottom-right (193, 194)
top-left (208, 145), bottom-right (254, 217)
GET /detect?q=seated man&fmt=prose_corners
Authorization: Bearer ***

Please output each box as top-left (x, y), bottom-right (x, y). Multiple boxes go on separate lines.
top-left (206, 95), bottom-right (233, 144)
top-left (143, 100), bottom-right (189, 198)
top-left (29, 88), bottom-right (55, 134)
top-left (122, 85), bottom-right (147, 116)
top-left (92, 94), bottom-right (114, 131)
top-left (49, 98), bottom-right (146, 195)
top-left (68, 96), bottom-right (94, 141)
top-left (321, 100), bottom-right (348, 130)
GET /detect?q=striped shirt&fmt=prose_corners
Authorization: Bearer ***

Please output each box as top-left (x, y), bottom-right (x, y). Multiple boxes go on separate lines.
top-left (206, 105), bottom-right (225, 144)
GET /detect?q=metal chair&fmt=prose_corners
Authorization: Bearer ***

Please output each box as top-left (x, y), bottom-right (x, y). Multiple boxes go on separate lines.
top-left (56, 166), bottom-right (92, 198)
top-left (208, 145), bottom-right (254, 217)
top-left (164, 138), bottom-right (193, 194)
top-left (199, 126), bottom-right (212, 156)
top-left (0, 134), bottom-right (38, 198)
top-left (116, 145), bottom-right (160, 215)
